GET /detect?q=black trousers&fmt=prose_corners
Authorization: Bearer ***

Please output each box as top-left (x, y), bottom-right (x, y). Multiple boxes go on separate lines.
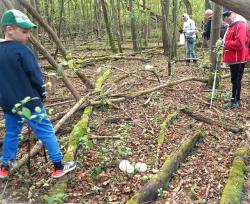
top-left (229, 63), bottom-right (245, 102)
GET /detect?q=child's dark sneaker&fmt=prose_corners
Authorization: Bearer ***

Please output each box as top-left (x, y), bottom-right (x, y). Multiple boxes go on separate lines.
top-left (52, 161), bottom-right (76, 178)
top-left (0, 166), bottom-right (9, 178)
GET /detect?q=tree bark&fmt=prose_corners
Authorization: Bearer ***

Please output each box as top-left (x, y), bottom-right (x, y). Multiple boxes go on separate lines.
top-left (161, 0), bottom-right (170, 56)
top-left (210, 0), bottom-right (250, 20)
top-left (101, 0), bottom-right (118, 53)
top-left (129, 0), bottom-right (139, 51)
top-left (110, 0), bottom-right (123, 53)
top-left (182, 0), bottom-right (192, 15)
top-left (209, 3), bottom-right (223, 71)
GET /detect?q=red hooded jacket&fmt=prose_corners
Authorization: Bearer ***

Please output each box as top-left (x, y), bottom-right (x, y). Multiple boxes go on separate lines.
top-left (223, 20), bottom-right (250, 63)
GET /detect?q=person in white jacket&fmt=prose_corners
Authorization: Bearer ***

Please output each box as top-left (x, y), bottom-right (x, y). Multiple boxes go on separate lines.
top-left (182, 13), bottom-right (197, 65)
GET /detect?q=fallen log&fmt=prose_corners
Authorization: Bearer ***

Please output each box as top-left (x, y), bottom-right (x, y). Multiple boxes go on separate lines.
top-left (126, 130), bottom-right (206, 204)
top-left (111, 77), bottom-right (208, 98)
top-left (155, 110), bottom-right (180, 168)
top-left (181, 108), bottom-right (243, 133)
top-left (220, 147), bottom-right (249, 204)
top-left (44, 67), bottom-right (112, 201)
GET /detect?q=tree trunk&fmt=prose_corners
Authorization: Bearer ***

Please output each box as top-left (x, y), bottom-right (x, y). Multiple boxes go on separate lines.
top-left (129, 0), bottom-right (139, 51)
top-left (117, 0), bottom-right (123, 41)
top-left (209, 3), bottom-right (222, 71)
top-left (110, 0), bottom-right (123, 53)
top-left (171, 0), bottom-right (178, 58)
top-left (205, 0), bottom-right (211, 10)
top-left (161, 0), bottom-right (170, 56)
top-left (101, 0), bottom-right (118, 53)
top-left (30, 0), bottom-right (39, 57)
top-left (210, 0), bottom-right (250, 20)
top-left (142, 0), bottom-right (148, 47)
top-left (182, 0), bottom-right (192, 15)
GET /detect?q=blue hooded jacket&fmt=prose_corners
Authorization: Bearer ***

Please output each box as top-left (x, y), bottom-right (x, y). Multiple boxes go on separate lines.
top-left (0, 41), bottom-right (45, 113)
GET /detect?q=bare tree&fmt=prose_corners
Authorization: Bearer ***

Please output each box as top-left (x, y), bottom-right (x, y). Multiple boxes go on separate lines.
top-left (182, 0), bottom-right (192, 15)
top-left (210, 3), bottom-right (223, 71)
top-left (101, 0), bottom-right (118, 53)
top-left (110, 0), bottom-right (123, 53)
top-left (129, 0), bottom-right (139, 51)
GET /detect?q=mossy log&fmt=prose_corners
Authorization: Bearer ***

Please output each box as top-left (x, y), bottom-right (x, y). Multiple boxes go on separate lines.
top-left (44, 67), bottom-right (112, 200)
top-left (126, 130), bottom-right (206, 204)
top-left (181, 108), bottom-right (243, 133)
top-left (42, 106), bottom-right (93, 201)
top-left (220, 147), bottom-right (249, 204)
top-left (155, 110), bottom-right (180, 168)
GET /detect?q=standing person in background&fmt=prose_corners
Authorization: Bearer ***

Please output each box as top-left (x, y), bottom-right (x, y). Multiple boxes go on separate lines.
top-left (222, 8), bottom-right (249, 108)
top-left (182, 13), bottom-right (197, 65)
top-left (202, 9), bottom-right (227, 41)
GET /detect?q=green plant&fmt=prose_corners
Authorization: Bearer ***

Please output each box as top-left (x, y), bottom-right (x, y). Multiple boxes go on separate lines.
top-left (43, 193), bottom-right (68, 204)
top-left (89, 166), bottom-right (102, 178)
top-left (157, 188), bottom-right (164, 197)
top-left (12, 96), bottom-right (47, 123)
top-left (79, 137), bottom-right (93, 149)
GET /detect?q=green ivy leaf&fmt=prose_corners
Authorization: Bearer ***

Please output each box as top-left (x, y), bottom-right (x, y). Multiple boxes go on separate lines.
top-left (21, 96), bottom-right (31, 104)
top-left (67, 60), bottom-right (74, 69)
top-left (56, 63), bottom-right (64, 76)
top-left (35, 106), bottom-right (41, 113)
top-left (22, 107), bottom-right (31, 119)
top-left (65, 52), bottom-right (72, 60)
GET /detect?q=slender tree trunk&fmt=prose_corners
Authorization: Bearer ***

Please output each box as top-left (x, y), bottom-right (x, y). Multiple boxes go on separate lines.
top-left (171, 0), bottom-right (177, 58)
top-left (129, 0), bottom-right (139, 51)
top-left (117, 0), bottom-right (123, 41)
top-left (142, 0), bottom-right (148, 47)
top-left (161, 0), bottom-right (170, 56)
top-left (54, 0), bottom-right (64, 59)
top-left (101, 0), bottom-right (118, 53)
top-left (30, 0), bottom-right (39, 57)
top-left (110, 0), bottom-right (123, 53)
top-left (210, 3), bottom-right (222, 71)
top-left (182, 0), bottom-right (192, 15)
top-left (205, 0), bottom-right (211, 10)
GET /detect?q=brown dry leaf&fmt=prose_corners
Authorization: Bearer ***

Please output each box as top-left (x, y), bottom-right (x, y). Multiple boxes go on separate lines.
top-left (108, 194), bottom-right (118, 202)
top-left (122, 186), bottom-right (132, 193)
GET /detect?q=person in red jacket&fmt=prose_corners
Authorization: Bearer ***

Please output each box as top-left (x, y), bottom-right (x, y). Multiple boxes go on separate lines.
top-left (222, 8), bottom-right (249, 108)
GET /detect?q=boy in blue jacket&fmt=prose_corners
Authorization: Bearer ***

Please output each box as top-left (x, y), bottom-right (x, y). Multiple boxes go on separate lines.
top-left (0, 9), bottom-right (76, 178)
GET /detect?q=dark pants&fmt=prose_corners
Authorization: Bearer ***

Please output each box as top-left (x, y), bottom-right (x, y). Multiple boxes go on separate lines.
top-left (229, 63), bottom-right (245, 102)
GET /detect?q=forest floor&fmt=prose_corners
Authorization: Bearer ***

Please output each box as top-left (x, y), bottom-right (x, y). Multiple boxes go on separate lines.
top-left (0, 42), bottom-right (249, 204)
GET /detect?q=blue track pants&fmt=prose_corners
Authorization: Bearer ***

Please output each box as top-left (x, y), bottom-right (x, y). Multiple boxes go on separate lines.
top-left (1, 108), bottom-right (62, 166)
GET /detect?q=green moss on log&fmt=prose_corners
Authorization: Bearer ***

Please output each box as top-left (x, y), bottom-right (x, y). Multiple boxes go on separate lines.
top-left (95, 67), bottom-right (112, 92)
top-left (45, 177), bottom-right (68, 199)
top-left (235, 147), bottom-right (250, 158)
top-left (126, 130), bottom-right (206, 204)
top-left (220, 158), bottom-right (246, 204)
top-left (63, 106), bottom-right (93, 162)
top-left (158, 111), bottom-right (179, 145)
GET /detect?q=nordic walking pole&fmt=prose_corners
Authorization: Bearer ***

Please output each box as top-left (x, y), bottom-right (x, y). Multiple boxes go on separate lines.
top-left (210, 47), bottom-right (222, 108)
top-left (210, 69), bottom-right (217, 108)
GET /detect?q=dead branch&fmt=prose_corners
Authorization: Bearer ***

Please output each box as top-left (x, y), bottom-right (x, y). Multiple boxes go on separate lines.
top-left (181, 108), bottom-right (243, 133)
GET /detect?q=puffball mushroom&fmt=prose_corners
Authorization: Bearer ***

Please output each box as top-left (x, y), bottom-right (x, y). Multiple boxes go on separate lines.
top-left (135, 162), bottom-right (147, 172)
top-left (144, 64), bottom-right (153, 70)
top-left (119, 160), bottom-right (135, 174)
